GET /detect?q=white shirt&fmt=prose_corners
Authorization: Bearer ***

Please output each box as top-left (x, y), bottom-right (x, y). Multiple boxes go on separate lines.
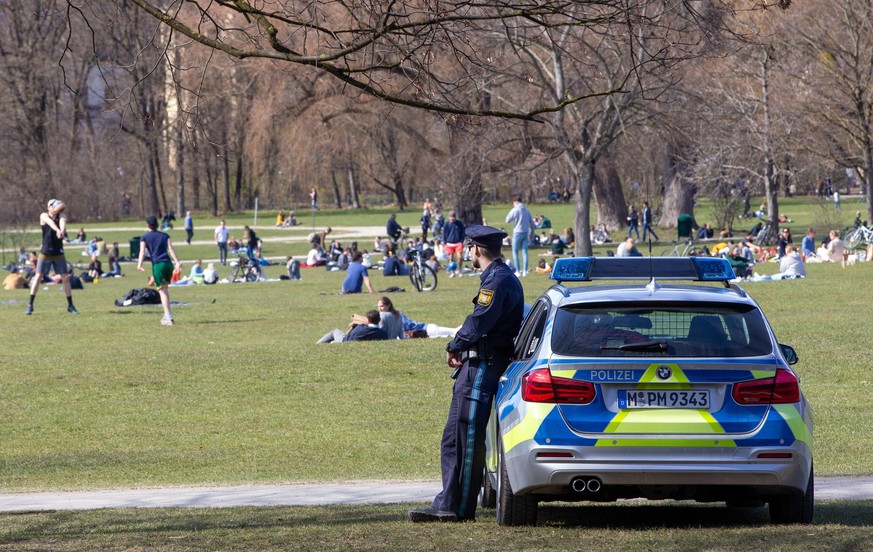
top-left (306, 249), bottom-right (320, 265)
top-left (215, 225), bottom-right (229, 244)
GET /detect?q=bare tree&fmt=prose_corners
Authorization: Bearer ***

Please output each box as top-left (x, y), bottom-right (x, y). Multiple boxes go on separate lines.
top-left (790, 0), bottom-right (873, 222)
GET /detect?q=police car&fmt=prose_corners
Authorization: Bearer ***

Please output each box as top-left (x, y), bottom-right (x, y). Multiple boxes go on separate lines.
top-left (481, 257), bottom-right (813, 526)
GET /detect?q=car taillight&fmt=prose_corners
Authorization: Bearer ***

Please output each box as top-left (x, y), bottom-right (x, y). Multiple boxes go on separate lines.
top-left (521, 368), bottom-right (596, 404)
top-left (732, 369), bottom-right (800, 405)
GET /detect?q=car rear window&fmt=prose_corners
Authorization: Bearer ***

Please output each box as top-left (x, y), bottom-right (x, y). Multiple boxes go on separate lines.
top-left (551, 302), bottom-right (774, 357)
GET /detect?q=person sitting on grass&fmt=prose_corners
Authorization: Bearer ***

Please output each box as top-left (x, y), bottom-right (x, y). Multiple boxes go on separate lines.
top-left (305, 243), bottom-right (329, 267)
top-left (778, 244), bottom-right (806, 279)
top-left (189, 259), bottom-right (205, 284)
top-left (616, 237), bottom-right (641, 257)
top-left (819, 229), bottom-right (846, 266)
top-left (87, 254), bottom-right (103, 281)
top-left (341, 251), bottom-right (374, 294)
top-left (203, 262), bottom-right (218, 284)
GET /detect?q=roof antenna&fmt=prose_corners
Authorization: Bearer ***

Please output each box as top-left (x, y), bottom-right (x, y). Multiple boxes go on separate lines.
top-left (644, 185), bottom-right (657, 293)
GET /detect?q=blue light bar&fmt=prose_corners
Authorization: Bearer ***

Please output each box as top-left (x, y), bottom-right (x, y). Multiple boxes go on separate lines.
top-left (550, 257), bottom-right (593, 281)
top-left (692, 257), bottom-right (736, 281)
top-left (550, 256), bottom-right (736, 283)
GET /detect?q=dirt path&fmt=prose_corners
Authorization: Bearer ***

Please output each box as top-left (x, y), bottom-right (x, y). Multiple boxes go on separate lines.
top-left (0, 477), bottom-right (871, 512)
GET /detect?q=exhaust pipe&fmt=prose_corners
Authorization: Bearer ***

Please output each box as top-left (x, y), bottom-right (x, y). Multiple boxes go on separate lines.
top-left (571, 477), bottom-right (603, 494)
top-left (585, 478), bottom-right (602, 493)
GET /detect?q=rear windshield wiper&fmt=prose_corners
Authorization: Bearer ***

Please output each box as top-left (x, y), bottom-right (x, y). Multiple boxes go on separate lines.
top-left (618, 340), bottom-right (670, 352)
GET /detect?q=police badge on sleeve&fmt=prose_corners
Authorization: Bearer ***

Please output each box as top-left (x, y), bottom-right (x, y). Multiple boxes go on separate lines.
top-left (477, 289), bottom-right (494, 306)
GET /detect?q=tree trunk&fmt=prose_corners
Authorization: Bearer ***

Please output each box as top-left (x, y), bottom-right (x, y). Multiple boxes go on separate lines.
top-left (348, 165), bottom-right (361, 209)
top-left (764, 156), bottom-right (780, 232)
top-left (192, 158), bottom-right (201, 211)
top-left (456, 172), bottom-right (483, 227)
top-left (234, 157), bottom-right (243, 209)
top-left (153, 138), bottom-right (168, 216)
top-left (660, 141), bottom-right (696, 231)
top-left (223, 154), bottom-right (232, 213)
top-left (592, 162), bottom-right (628, 233)
top-left (175, 124), bottom-right (185, 215)
top-left (393, 175), bottom-right (407, 209)
top-left (147, 155), bottom-right (160, 216)
top-left (761, 55), bottom-right (780, 233)
top-left (330, 171), bottom-right (343, 208)
top-left (573, 158), bottom-right (595, 257)
top-left (861, 118), bottom-right (873, 223)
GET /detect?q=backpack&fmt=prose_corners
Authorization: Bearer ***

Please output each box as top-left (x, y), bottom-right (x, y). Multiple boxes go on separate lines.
top-left (115, 287), bottom-right (162, 306)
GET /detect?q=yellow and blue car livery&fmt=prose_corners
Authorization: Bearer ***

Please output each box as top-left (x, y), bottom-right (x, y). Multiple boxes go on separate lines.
top-left (485, 257), bottom-right (814, 526)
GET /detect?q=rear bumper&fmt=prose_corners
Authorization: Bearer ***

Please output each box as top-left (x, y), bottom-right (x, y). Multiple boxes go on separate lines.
top-left (506, 442), bottom-right (812, 497)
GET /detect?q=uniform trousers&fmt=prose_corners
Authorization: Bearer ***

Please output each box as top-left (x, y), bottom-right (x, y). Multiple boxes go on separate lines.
top-left (432, 355), bottom-right (508, 520)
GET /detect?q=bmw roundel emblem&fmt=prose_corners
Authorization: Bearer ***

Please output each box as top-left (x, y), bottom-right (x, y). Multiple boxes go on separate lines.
top-left (657, 366), bottom-right (672, 380)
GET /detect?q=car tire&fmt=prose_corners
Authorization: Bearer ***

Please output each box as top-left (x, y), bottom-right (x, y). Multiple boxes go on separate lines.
top-left (769, 464), bottom-right (814, 524)
top-left (480, 469), bottom-right (496, 509)
top-left (496, 438), bottom-right (537, 526)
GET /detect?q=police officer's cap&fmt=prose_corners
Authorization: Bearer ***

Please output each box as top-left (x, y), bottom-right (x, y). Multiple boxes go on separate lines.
top-left (465, 225), bottom-right (506, 249)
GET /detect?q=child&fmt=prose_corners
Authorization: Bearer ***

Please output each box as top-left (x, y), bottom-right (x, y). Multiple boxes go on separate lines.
top-left (137, 215), bottom-right (181, 325)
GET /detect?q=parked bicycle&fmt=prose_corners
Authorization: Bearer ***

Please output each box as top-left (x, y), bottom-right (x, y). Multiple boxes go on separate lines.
top-left (409, 250), bottom-right (437, 292)
top-left (660, 239), bottom-right (697, 257)
top-left (755, 222), bottom-right (778, 247)
top-left (229, 254), bottom-right (262, 282)
top-left (843, 224), bottom-right (873, 249)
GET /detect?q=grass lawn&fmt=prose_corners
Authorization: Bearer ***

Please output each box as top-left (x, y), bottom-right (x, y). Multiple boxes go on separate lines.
top-left (0, 197), bottom-right (870, 545)
top-left (0, 501), bottom-right (871, 550)
top-left (1, 197), bottom-right (871, 491)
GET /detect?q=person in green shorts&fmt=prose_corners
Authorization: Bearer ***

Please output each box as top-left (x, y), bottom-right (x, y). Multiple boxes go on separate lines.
top-left (137, 215), bottom-right (181, 326)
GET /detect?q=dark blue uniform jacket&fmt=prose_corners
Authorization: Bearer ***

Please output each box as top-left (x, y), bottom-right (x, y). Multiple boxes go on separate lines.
top-left (447, 259), bottom-right (524, 356)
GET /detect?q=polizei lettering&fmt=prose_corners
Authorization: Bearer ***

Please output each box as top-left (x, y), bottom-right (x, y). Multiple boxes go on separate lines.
top-left (589, 370), bottom-right (636, 381)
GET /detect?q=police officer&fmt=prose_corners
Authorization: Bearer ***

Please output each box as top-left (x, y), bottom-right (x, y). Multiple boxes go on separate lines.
top-left (409, 225), bottom-right (524, 523)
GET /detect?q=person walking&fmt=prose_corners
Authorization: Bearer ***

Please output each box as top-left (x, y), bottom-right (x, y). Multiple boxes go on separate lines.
top-left (214, 220), bottom-right (229, 265)
top-left (137, 215), bottom-right (182, 326)
top-left (408, 225), bottom-right (524, 523)
top-left (25, 199), bottom-right (79, 315)
top-left (184, 211), bottom-right (194, 244)
top-left (505, 195), bottom-right (535, 277)
top-left (641, 201), bottom-right (659, 242)
top-left (420, 208), bottom-right (431, 240)
top-left (626, 204), bottom-right (640, 239)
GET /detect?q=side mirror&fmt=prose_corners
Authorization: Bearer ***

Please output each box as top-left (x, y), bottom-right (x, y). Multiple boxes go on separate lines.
top-left (779, 344), bottom-right (798, 365)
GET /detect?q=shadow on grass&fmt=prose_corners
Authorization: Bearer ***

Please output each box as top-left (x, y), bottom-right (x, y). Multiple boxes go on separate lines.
top-left (0, 506), bottom-right (398, 543)
top-left (530, 499), bottom-right (872, 528)
top-left (1, 502), bottom-right (870, 549)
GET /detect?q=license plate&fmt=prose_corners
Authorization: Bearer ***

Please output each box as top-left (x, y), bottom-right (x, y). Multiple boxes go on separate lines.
top-left (619, 389), bottom-right (710, 409)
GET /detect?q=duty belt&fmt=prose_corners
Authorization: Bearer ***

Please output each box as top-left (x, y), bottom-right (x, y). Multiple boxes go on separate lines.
top-left (459, 350), bottom-right (480, 362)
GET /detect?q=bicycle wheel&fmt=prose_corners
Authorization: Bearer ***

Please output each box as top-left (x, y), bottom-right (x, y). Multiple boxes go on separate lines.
top-left (245, 266), bottom-right (260, 282)
top-left (230, 265), bottom-right (241, 282)
top-left (409, 265), bottom-right (423, 292)
top-left (660, 246), bottom-right (678, 256)
top-left (845, 228), bottom-right (862, 249)
top-left (418, 264), bottom-right (437, 291)
top-left (757, 227), bottom-right (775, 247)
